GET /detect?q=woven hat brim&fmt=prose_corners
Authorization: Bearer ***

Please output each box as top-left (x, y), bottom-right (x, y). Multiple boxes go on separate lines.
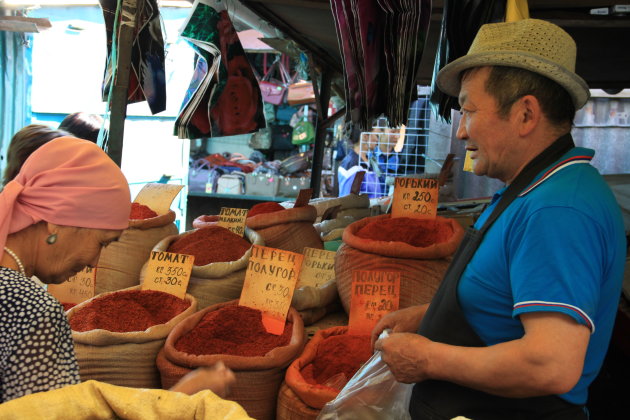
top-left (436, 51), bottom-right (590, 109)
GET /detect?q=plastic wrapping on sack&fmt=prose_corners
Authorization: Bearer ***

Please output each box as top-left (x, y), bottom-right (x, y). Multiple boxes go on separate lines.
top-left (67, 286), bottom-right (197, 389)
top-left (145, 227), bottom-right (263, 309)
top-left (317, 330), bottom-right (412, 420)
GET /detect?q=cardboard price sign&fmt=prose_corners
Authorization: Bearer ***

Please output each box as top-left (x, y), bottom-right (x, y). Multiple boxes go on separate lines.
top-left (391, 177), bottom-right (439, 219)
top-left (134, 183), bottom-right (184, 215)
top-left (47, 266), bottom-right (96, 304)
top-left (141, 251), bottom-right (194, 299)
top-left (297, 247), bottom-right (336, 288)
top-left (348, 270), bottom-right (400, 335)
top-left (239, 245), bottom-right (304, 335)
top-left (217, 207), bottom-right (248, 236)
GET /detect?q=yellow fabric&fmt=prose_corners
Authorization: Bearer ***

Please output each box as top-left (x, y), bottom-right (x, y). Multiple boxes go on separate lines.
top-left (506, 0), bottom-right (529, 22)
top-left (0, 380), bottom-right (254, 420)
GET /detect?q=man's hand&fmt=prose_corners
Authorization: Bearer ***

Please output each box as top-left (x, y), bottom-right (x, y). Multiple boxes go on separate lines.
top-left (370, 304), bottom-right (428, 348)
top-left (374, 332), bottom-right (434, 383)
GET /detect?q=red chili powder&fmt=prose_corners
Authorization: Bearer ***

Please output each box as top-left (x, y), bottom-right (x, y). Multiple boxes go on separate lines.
top-left (168, 226), bottom-right (251, 265)
top-left (175, 305), bottom-right (292, 357)
top-left (62, 302), bottom-right (76, 312)
top-left (130, 202), bottom-right (158, 219)
top-left (355, 217), bottom-right (453, 247)
top-left (248, 202), bottom-right (285, 218)
top-left (69, 289), bottom-right (190, 333)
top-left (301, 334), bottom-right (372, 391)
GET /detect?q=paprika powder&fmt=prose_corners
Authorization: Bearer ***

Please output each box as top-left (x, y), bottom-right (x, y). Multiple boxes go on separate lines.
top-left (300, 334), bottom-right (371, 391)
top-left (247, 201), bottom-right (285, 218)
top-left (168, 226), bottom-right (251, 266)
top-left (175, 305), bottom-right (292, 357)
top-left (70, 289), bottom-right (191, 333)
top-left (129, 202), bottom-right (158, 219)
top-left (355, 216), bottom-right (453, 248)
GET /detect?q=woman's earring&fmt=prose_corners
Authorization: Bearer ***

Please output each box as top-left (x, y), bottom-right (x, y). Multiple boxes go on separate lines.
top-left (46, 233), bottom-right (57, 245)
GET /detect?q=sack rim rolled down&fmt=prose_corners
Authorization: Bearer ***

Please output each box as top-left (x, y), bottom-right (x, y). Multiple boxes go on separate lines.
top-left (285, 325), bottom-right (348, 409)
top-left (246, 205), bottom-right (317, 230)
top-left (68, 285), bottom-right (198, 346)
top-left (162, 300), bottom-right (305, 371)
top-left (341, 214), bottom-right (464, 259)
top-left (149, 227), bottom-right (264, 278)
top-left (129, 209), bottom-right (177, 230)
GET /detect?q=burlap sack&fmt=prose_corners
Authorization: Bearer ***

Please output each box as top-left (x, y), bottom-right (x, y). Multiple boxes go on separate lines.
top-left (156, 300), bottom-right (306, 420)
top-left (95, 210), bottom-right (178, 295)
top-left (67, 286), bottom-right (197, 389)
top-left (336, 214), bottom-right (464, 313)
top-left (285, 326), bottom-right (348, 409)
top-left (276, 381), bottom-right (320, 420)
top-left (246, 205), bottom-right (323, 253)
top-left (283, 194), bottom-right (370, 221)
top-left (192, 214), bottom-right (219, 229)
top-left (145, 227), bottom-right (264, 310)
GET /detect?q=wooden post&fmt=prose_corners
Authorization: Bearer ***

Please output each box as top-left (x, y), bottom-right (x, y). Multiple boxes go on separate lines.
top-left (308, 56), bottom-right (332, 199)
top-left (106, 0), bottom-right (137, 167)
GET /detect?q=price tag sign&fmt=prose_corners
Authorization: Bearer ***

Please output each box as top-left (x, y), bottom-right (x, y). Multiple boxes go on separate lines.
top-left (294, 188), bottom-right (313, 207)
top-left (134, 183), bottom-right (184, 215)
top-left (297, 247), bottom-right (336, 288)
top-left (463, 150), bottom-right (474, 173)
top-left (348, 270), bottom-right (400, 335)
top-left (47, 266), bottom-right (96, 304)
top-left (217, 207), bottom-right (248, 236)
top-left (141, 251), bottom-right (194, 299)
top-left (239, 245), bottom-right (304, 335)
top-left (391, 177), bottom-right (439, 219)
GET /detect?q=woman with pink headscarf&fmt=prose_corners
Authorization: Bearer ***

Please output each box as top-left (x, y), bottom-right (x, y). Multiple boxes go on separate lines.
top-left (0, 137), bottom-right (235, 404)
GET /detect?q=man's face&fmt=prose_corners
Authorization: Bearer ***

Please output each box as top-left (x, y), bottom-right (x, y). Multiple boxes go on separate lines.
top-left (456, 67), bottom-right (521, 183)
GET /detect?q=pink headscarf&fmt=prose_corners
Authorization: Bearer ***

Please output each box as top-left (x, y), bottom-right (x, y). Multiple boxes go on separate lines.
top-left (0, 137), bottom-right (131, 259)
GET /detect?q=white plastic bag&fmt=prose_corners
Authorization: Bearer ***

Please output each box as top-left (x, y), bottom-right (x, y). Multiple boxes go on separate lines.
top-left (317, 331), bottom-right (413, 420)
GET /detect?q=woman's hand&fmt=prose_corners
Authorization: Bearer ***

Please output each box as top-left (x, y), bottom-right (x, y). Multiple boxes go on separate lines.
top-left (370, 304), bottom-right (428, 349)
top-left (169, 361), bottom-right (236, 398)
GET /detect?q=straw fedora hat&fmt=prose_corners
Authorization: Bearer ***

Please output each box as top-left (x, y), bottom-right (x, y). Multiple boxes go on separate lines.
top-left (437, 19), bottom-right (590, 109)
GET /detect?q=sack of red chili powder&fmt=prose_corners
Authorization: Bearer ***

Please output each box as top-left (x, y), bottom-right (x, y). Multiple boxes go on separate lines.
top-left (146, 226), bottom-right (263, 310)
top-left (192, 213), bottom-right (219, 228)
top-left (156, 300), bottom-right (305, 420)
top-left (283, 326), bottom-right (372, 411)
top-left (276, 381), bottom-right (320, 420)
top-left (336, 214), bottom-right (464, 313)
top-left (246, 204), bottom-right (323, 253)
top-left (95, 207), bottom-right (178, 295)
top-left (67, 286), bottom-right (197, 389)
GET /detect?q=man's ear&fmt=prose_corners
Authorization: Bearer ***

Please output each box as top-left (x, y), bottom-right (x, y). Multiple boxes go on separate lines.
top-left (515, 95), bottom-right (541, 136)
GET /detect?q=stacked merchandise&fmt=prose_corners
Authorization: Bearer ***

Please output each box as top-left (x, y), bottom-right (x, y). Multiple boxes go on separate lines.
top-left (175, 0), bottom-right (265, 139)
top-left (331, 0), bottom-right (430, 129)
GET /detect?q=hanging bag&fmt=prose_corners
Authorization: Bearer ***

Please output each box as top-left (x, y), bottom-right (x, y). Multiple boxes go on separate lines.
top-left (260, 58), bottom-right (289, 105)
top-left (287, 80), bottom-right (316, 106)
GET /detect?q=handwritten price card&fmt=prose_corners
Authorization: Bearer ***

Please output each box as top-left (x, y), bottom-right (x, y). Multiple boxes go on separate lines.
top-left (391, 177), bottom-right (438, 219)
top-left (240, 245), bottom-right (304, 335)
top-left (297, 247), bottom-right (336, 288)
top-left (141, 251), bottom-right (194, 299)
top-left (134, 183), bottom-right (184, 215)
top-left (348, 270), bottom-right (400, 335)
top-left (217, 207), bottom-right (248, 236)
top-left (48, 267), bottom-right (96, 304)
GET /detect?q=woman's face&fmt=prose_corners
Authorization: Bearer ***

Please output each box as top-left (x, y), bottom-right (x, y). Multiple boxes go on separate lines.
top-left (37, 226), bottom-right (122, 284)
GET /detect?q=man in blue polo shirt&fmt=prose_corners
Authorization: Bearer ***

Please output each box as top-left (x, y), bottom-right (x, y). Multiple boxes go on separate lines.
top-left (372, 19), bottom-right (626, 419)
